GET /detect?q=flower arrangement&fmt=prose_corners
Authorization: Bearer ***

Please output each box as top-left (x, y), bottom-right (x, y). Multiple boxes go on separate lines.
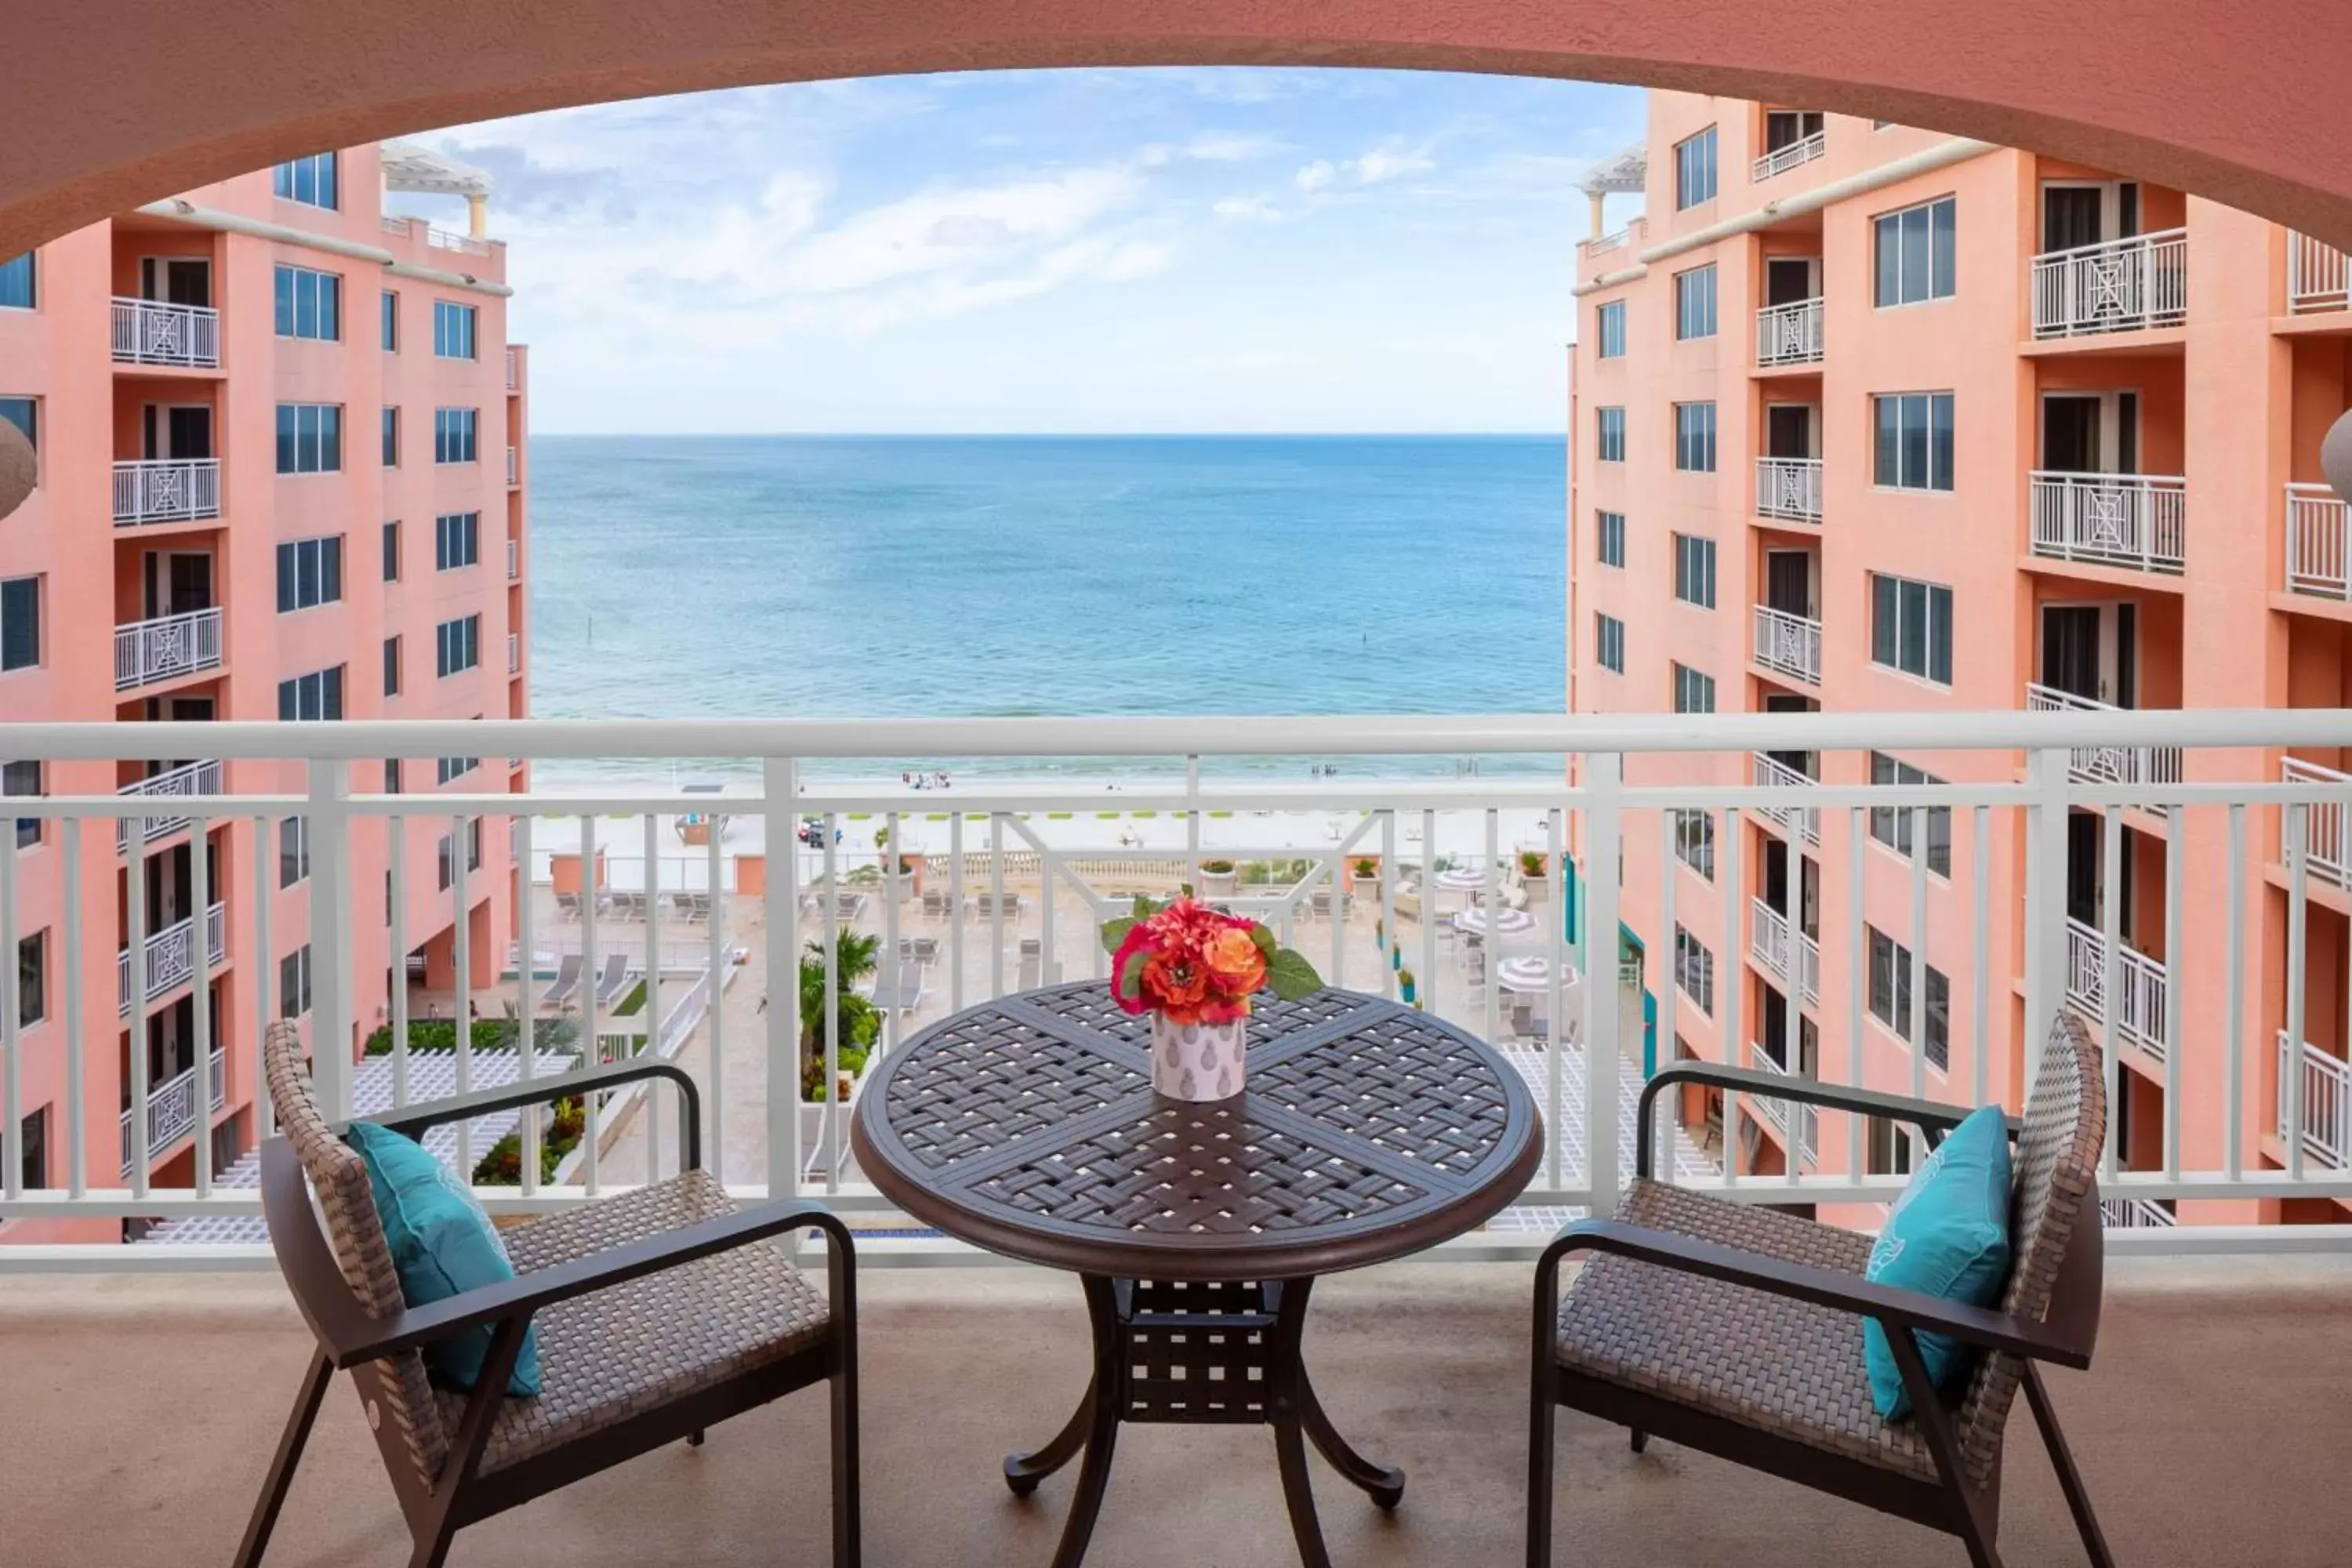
top-left (1102, 896), bottom-right (1320, 1024)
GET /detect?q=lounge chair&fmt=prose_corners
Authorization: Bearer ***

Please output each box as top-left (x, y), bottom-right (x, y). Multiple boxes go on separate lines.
top-left (553, 891), bottom-right (581, 920)
top-left (671, 891), bottom-right (711, 925)
top-left (235, 1022), bottom-right (858, 1568)
top-left (920, 889), bottom-right (953, 918)
top-left (1528, 1011), bottom-right (2110, 1568)
top-left (539, 953), bottom-right (583, 1009)
top-left (591, 953), bottom-right (630, 1006)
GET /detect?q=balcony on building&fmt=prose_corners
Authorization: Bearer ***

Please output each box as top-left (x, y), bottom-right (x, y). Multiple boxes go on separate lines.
top-left (1750, 107), bottom-right (1824, 183)
top-left (114, 759), bottom-right (225, 852)
top-left (119, 1045), bottom-right (227, 1179)
top-left (2288, 232), bottom-right (2350, 316)
top-left (1752, 546), bottom-right (1820, 687)
top-left (2026, 591), bottom-right (2183, 795)
top-left (1751, 748), bottom-right (1820, 844)
top-left (1755, 401), bottom-right (1822, 523)
top-left (1748, 989), bottom-right (1819, 1167)
top-left (2027, 170), bottom-right (2188, 339)
top-left (111, 388), bottom-right (222, 527)
top-left (1749, 837), bottom-right (1820, 1006)
top-left (2027, 371), bottom-right (2186, 575)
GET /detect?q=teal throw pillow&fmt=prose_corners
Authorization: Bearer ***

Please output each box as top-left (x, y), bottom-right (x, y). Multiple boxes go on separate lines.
top-left (1861, 1105), bottom-right (2013, 1419)
top-left (345, 1120), bottom-right (540, 1396)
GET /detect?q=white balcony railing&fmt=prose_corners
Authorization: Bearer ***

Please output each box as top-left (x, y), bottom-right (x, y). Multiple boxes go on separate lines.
top-left (2100, 1197), bottom-right (2176, 1229)
top-left (2282, 757), bottom-right (2352, 888)
top-left (1752, 605), bottom-right (1822, 686)
top-left (1751, 130), bottom-right (1826, 182)
top-left (381, 214), bottom-right (412, 238)
top-left (1746, 1040), bottom-right (1817, 1164)
top-left (506, 445), bottom-right (519, 486)
top-left (2064, 916), bottom-right (2169, 1062)
top-left (2288, 232), bottom-right (2350, 314)
top-left (114, 760), bottom-right (224, 851)
top-left (2031, 227), bottom-right (2188, 338)
top-left (428, 227), bottom-right (492, 256)
top-left (506, 345), bottom-right (521, 391)
top-left (1749, 896), bottom-right (1821, 1004)
top-left (506, 538), bottom-right (521, 580)
top-left (117, 902), bottom-right (227, 1014)
top-left (2029, 471), bottom-right (2186, 574)
top-left (118, 1051), bottom-right (227, 1179)
top-left (110, 296), bottom-right (220, 368)
top-left (1755, 299), bottom-right (1824, 366)
top-left (2278, 1033), bottom-right (2352, 1170)
top-left (2285, 483), bottom-right (2349, 601)
top-left (112, 458), bottom-right (221, 526)
top-left (1751, 751), bottom-right (1821, 844)
top-left (113, 607), bottom-right (222, 691)
top-left (2025, 685), bottom-right (2185, 797)
top-left (1755, 456), bottom-right (1823, 522)
top-left (508, 632), bottom-right (521, 674)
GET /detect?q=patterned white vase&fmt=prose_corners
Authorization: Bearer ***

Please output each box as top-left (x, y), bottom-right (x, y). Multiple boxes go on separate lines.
top-left (1149, 1012), bottom-right (1247, 1102)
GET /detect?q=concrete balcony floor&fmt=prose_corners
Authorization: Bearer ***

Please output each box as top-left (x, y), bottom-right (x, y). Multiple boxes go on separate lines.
top-left (5, 1256), bottom-right (2350, 1565)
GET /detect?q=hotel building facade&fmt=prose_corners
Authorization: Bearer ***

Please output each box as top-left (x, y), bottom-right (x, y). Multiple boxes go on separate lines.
top-left (1569, 93), bottom-right (2352, 1222)
top-left (0, 142), bottom-right (529, 1240)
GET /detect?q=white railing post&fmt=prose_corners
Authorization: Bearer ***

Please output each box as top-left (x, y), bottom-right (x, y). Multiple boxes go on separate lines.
top-left (1583, 752), bottom-right (1621, 1210)
top-left (2023, 749), bottom-right (2071, 1064)
top-left (764, 757), bottom-right (800, 1203)
top-left (307, 760), bottom-right (353, 1121)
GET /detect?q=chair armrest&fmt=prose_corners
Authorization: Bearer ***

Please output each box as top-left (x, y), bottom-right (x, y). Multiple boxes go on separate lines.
top-left (332, 1200), bottom-right (853, 1368)
top-left (1536, 1218), bottom-right (2089, 1368)
top-left (362, 1058), bottom-right (702, 1171)
top-left (1635, 1063), bottom-right (2002, 1179)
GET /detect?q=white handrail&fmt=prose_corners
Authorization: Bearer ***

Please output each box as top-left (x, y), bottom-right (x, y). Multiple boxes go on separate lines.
top-left (111, 459), bottom-right (221, 526)
top-left (1751, 604), bottom-right (1823, 686)
top-left (1755, 298), bottom-right (1824, 366)
top-left (1755, 456), bottom-right (1824, 522)
top-left (2028, 471), bottom-right (2186, 574)
top-left (109, 296), bottom-right (220, 368)
top-left (2286, 482), bottom-right (2349, 601)
top-left (2030, 227), bottom-right (2188, 338)
top-left (1751, 130), bottom-right (1827, 182)
top-left (113, 607), bottom-right (223, 692)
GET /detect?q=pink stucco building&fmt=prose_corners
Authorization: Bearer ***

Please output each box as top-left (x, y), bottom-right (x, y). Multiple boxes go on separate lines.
top-left (1570, 93), bottom-right (2352, 1223)
top-left (0, 142), bottom-right (528, 1239)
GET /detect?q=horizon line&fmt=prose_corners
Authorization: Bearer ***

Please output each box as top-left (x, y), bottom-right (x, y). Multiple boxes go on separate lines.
top-left (526, 429), bottom-right (1571, 441)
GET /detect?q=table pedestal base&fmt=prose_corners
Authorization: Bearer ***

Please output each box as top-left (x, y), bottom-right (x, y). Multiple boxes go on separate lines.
top-left (1005, 1275), bottom-right (1401, 1568)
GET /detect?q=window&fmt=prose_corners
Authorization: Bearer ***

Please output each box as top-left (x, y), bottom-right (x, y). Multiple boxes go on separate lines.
top-left (274, 403), bottom-right (343, 474)
top-left (1673, 401), bottom-right (1716, 472)
top-left (279, 945), bottom-right (314, 1020)
top-left (1872, 392), bottom-right (1955, 491)
top-left (383, 636), bottom-right (401, 697)
top-left (1674, 924), bottom-right (1715, 1015)
top-left (0, 252), bottom-right (31, 310)
top-left (381, 521), bottom-right (401, 583)
top-left (434, 408), bottom-right (479, 464)
top-left (1672, 534), bottom-right (1717, 608)
top-left (438, 834), bottom-right (455, 891)
top-left (272, 152), bottom-right (340, 209)
top-left (1595, 612), bottom-right (1625, 674)
top-left (1869, 753), bottom-right (1953, 877)
top-left (1671, 809), bottom-right (1715, 880)
top-left (1673, 264), bottom-right (1718, 339)
top-left (19, 1105), bottom-right (45, 1192)
top-left (380, 289), bottom-right (398, 352)
top-left (434, 511), bottom-right (480, 571)
top-left (1874, 196), bottom-right (1958, 307)
top-left (278, 816), bottom-right (310, 889)
top-left (274, 535), bottom-right (344, 613)
top-left (1867, 926), bottom-right (1950, 1071)
top-left (1674, 127), bottom-right (1719, 209)
top-left (5, 759), bottom-right (40, 850)
top-left (1595, 406), bottom-right (1626, 463)
top-left (1867, 1116), bottom-right (1917, 1176)
top-left (1595, 299), bottom-right (1627, 359)
top-left (17, 930), bottom-right (45, 1028)
top-left (384, 759), bottom-right (403, 794)
top-left (1870, 574), bottom-right (1955, 685)
top-left (0, 576), bottom-right (37, 671)
top-left (437, 755), bottom-right (481, 787)
top-left (277, 666), bottom-right (345, 722)
top-left (271, 264), bottom-right (341, 341)
top-left (436, 615), bottom-right (481, 677)
top-left (0, 397), bottom-right (34, 452)
top-left (381, 406), bottom-right (399, 467)
top-left (434, 300), bottom-right (478, 360)
top-left (1596, 510), bottom-right (1626, 568)
top-left (1672, 662), bottom-right (1715, 714)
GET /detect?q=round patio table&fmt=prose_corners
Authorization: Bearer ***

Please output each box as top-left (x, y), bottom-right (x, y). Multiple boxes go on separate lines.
top-left (1451, 906), bottom-right (1534, 938)
top-left (851, 980), bottom-right (1543, 1568)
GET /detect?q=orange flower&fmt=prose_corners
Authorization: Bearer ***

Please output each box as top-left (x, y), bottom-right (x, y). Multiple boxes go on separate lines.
top-left (1142, 951), bottom-right (1209, 1022)
top-left (1203, 927), bottom-right (1267, 996)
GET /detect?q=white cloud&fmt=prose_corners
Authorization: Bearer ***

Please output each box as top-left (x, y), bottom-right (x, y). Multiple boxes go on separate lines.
top-left (1183, 132), bottom-right (1283, 162)
top-left (779, 167), bottom-right (1142, 295)
top-left (1294, 160), bottom-right (1337, 192)
top-left (1212, 195), bottom-right (1283, 222)
top-left (1350, 142), bottom-right (1436, 184)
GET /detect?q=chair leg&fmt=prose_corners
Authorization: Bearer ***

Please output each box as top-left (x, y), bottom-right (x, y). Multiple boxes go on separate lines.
top-left (830, 1350), bottom-right (862, 1566)
top-left (2024, 1365), bottom-right (2115, 1568)
top-left (688, 1429), bottom-right (706, 1448)
top-left (1526, 1373), bottom-right (1556, 1568)
top-left (1628, 1428), bottom-right (1648, 1454)
top-left (231, 1348), bottom-right (333, 1568)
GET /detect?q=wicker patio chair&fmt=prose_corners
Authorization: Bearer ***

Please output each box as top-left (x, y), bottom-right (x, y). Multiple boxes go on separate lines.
top-left (1530, 1011), bottom-right (2111, 1568)
top-left (236, 1022), bottom-right (858, 1568)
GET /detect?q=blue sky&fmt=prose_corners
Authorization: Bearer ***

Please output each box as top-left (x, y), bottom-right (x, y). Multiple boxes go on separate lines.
top-left (390, 69), bottom-right (1644, 435)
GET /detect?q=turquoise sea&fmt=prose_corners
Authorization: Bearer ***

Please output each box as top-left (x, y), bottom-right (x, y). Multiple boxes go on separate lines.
top-left (526, 435), bottom-right (1566, 779)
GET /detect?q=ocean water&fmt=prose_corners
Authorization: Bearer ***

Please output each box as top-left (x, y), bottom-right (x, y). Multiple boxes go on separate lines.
top-left (525, 435), bottom-right (1566, 779)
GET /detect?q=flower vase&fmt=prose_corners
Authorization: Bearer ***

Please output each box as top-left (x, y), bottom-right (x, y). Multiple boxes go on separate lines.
top-left (1150, 1011), bottom-right (1247, 1102)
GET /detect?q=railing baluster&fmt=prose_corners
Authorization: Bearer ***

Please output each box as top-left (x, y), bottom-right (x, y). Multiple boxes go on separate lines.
top-left (989, 815), bottom-right (1006, 1000)
top-left (1846, 806), bottom-right (1867, 1175)
top-left (1582, 753), bottom-right (1621, 1210)
top-left (822, 811), bottom-right (840, 1194)
top-left (2225, 804), bottom-right (2245, 1181)
top-left (643, 811), bottom-right (661, 1184)
top-left (2163, 801), bottom-right (2184, 1180)
top-left (250, 814), bottom-right (271, 1140)
top-left (1658, 800), bottom-right (1677, 1153)
top-left (1482, 810), bottom-right (1501, 1046)
top-left (1544, 806), bottom-right (1564, 1190)
top-left (764, 757), bottom-right (800, 1203)
top-left (517, 813), bottom-right (538, 1197)
top-left (1420, 809), bottom-right (1437, 1018)
top-left (1, 814), bottom-right (18, 1200)
top-left (883, 809), bottom-right (901, 1061)
top-left (62, 819), bottom-right (85, 1194)
top-left (126, 804), bottom-right (151, 1196)
top-left (190, 814), bottom-right (211, 1196)
top-left (2286, 804), bottom-right (2310, 1184)
top-left (2100, 805), bottom-right (2124, 1182)
top-left (705, 809), bottom-right (724, 1188)
top-left (307, 761), bottom-right (352, 1123)
top-left (1380, 811), bottom-right (1398, 1004)
top-left (1780, 798), bottom-right (1802, 1178)
top-left (1970, 804), bottom-right (1990, 1109)
top-left (949, 812), bottom-right (965, 1015)
top-left (1910, 808), bottom-right (1929, 1103)
top-left (1720, 805), bottom-right (1743, 1186)
top-left (388, 815), bottom-right (409, 1109)
top-left (453, 811), bottom-right (473, 1177)
top-left (580, 812), bottom-right (600, 1196)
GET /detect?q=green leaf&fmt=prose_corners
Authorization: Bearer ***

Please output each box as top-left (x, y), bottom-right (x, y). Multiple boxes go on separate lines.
top-left (1246, 924), bottom-right (1277, 958)
top-left (1116, 961), bottom-right (1145, 1002)
top-left (1131, 895), bottom-right (1160, 922)
top-left (1100, 916), bottom-right (1138, 954)
top-left (1265, 949), bottom-right (1323, 1001)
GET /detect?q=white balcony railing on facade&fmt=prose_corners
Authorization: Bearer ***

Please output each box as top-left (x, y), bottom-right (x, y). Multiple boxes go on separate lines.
top-left (1752, 605), bottom-right (1823, 687)
top-left (114, 760), bottom-right (224, 851)
top-left (1748, 896), bottom-right (1821, 1004)
top-left (2101, 1197), bottom-right (2176, 1229)
top-left (506, 445), bottom-right (519, 486)
top-left (2064, 916), bottom-right (2169, 1063)
top-left (381, 214), bottom-right (412, 238)
top-left (5, 710), bottom-right (2352, 1262)
top-left (118, 1051), bottom-right (227, 1179)
top-left (2283, 757), bottom-right (2351, 889)
top-left (2025, 685), bottom-right (2185, 797)
top-left (116, 902), bottom-right (227, 1014)
top-left (2288, 232), bottom-right (2350, 314)
top-left (428, 227), bottom-right (493, 256)
top-left (2285, 483), bottom-right (2349, 600)
top-left (1580, 228), bottom-right (1631, 261)
top-left (1755, 298), bottom-right (1824, 366)
top-left (2278, 1033), bottom-right (2352, 1170)
top-left (1746, 1041), bottom-right (1818, 1164)
top-left (506, 538), bottom-right (521, 580)
top-left (2030, 228), bottom-right (2189, 338)
top-left (109, 296), bottom-right (220, 368)
top-left (506, 346), bottom-right (521, 391)
top-left (507, 632), bottom-right (521, 674)
top-left (113, 607), bottom-right (222, 691)
top-left (1751, 131), bottom-right (1827, 182)
top-left (1755, 456), bottom-right (1824, 522)
top-left (111, 459), bottom-right (221, 526)
top-left (2029, 471), bottom-right (2187, 574)
top-left (1751, 751), bottom-right (1821, 844)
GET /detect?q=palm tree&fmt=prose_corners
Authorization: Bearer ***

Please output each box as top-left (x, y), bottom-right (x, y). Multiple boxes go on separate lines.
top-left (797, 931), bottom-right (883, 1099)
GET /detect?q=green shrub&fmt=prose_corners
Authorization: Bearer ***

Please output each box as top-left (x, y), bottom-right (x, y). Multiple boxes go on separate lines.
top-left (1200, 858), bottom-right (1236, 875)
top-left (611, 979), bottom-right (648, 1017)
top-left (473, 1094), bottom-right (586, 1187)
